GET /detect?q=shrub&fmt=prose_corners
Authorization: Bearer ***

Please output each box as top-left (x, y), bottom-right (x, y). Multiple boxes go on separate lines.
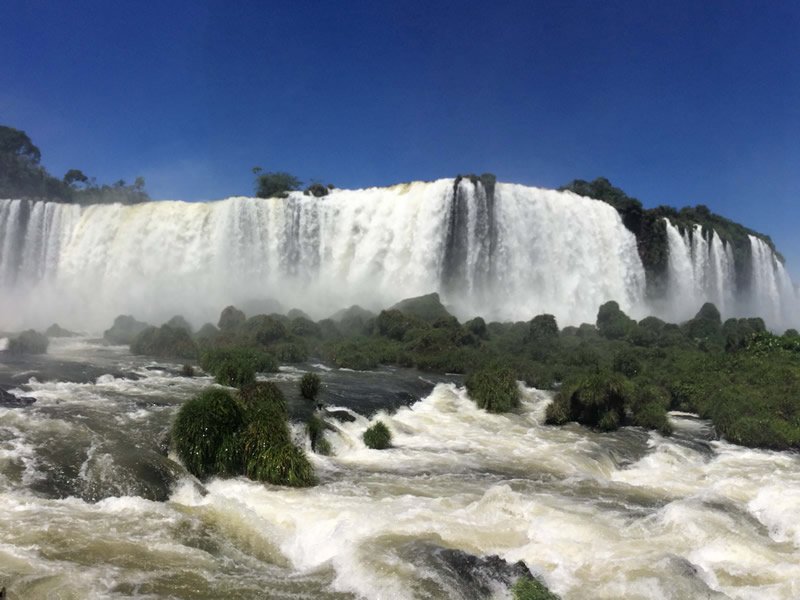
top-left (218, 305), bottom-right (246, 332)
top-left (465, 316), bottom-right (488, 339)
top-left (300, 373), bottom-right (321, 401)
top-left (244, 314), bottom-right (289, 346)
top-left (465, 366), bottom-right (520, 413)
top-left (8, 329), bottom-right (48, 354)
top-left (131, 325), bottom-right (198, 359)
top-left (244, 440), bottom-right (316, 486)
top-left (165, 315), bottom-right (193, 334)
top-left (363, 421), bottom-right (392, 449)
top-left (528, 314), bottom-right (559, 342)
top-left (172, 388), bottom-right (245, 478)
top-left (612, 348), bottom-right (641, 378)
top-left (596, 301), bottom-right (636, 340)
top-left (305, 182), bottom-right (328, 197)
top-left (199, 347), bottom-right (278, 375)
top-left (511, 576), bottom-right (560, 600)
top-left (306, 414), bottom-right (330, 454)
top-left (103, 315), bottom-right (149, 345)
top-left (255, 171), bottom-right (301, 199)
top-left (181, 364), bottom-right (195, 377)
top-left (215, 359), bottom-right (256, 388)
top-left (45, 323), bottom-right (77, 337)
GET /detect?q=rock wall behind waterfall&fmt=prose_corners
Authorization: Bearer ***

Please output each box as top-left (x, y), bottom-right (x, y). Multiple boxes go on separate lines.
top-left (0, 180), bottom-right (648, 331)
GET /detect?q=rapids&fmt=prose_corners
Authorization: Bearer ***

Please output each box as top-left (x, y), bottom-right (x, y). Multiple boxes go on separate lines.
top-left (1, 339), bottom-right (799, 599)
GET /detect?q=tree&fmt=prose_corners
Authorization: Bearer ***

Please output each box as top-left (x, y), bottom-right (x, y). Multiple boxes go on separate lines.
top-left (255, 171), bottom-right (301, 198)
top-left (0, 125), bottom-right (41, 163)
top-left (64, 169), bottom-right (89, 188)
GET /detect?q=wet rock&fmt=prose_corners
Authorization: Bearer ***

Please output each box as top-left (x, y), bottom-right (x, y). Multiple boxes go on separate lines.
top-left (324, 408), bottom-right (357, 423)
top-left (45, 323), bottom-right (79, 337)
top-left (397, 541), bottom-right (535, 600)
top-left (0, 387), bottom-right (36, 407)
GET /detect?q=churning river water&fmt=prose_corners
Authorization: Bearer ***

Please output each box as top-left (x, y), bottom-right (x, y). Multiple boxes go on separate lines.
top-left (0, 338), bottom-right (799, 599)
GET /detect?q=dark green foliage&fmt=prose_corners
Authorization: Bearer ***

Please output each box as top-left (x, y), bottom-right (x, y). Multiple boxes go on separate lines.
top-left (305, 183), bottom-right (328, 197)
top-left (272, 341), bottom-right (308, 362)
top-left (630, 386), bottom-right (672, 435)
top-left (528, 314), bottom-right (559, 343)
top-left (255, 171), bottom-right (301, 199)
top-left (306, 414), bottom-right (330, 454)
top-left (200, 347), bottom-right (278, 376)
top-left (300, 373), bottom-right (321, 401)
top-left (244, 314), bottom-right (289, 345)
top-left (165, 315), bottom-right (193, 334)
top-left (465, 317), bottom-right (489, 339)
top-left (172, 383), bottom-right (315, 486)
top-left (511, 576), bottom-right (560, 600)
top-left (547, 371), bottom-right (632, 431)
top-left (785, 329), bottom-right (800, 338)
top-left (612, 347), bottom-right (642, 377)
top-left (195, 323), bottom-right (219, 341)
top-left (376, 309), bottom-right (423, 341)
top-left (290, 316), bottom-right (322, 338)
top-left (171, 388), bottom-right (245, 479)
top-left (363, 421), bottom-right (392, 449)
top-left (465, 366), bottom-right (520, 413)
top-left (243, 438), bottom-right (316, 486)
top-left (218, 306), bottom-right (246, 332)
top-left (104, 315), bottom-right (150, 345)
top-left (390, 292), bottom-right (453, 323)
top-left (7, 330), bottom-right (48, 354)
top-left (324, 339), bottom-right (381, 370)
top-left (181, 364), bottom-right (195, 377)
top-left (331, 305), bottom-right (375, 336)
top-left (215, 359), bottom-right (256, 388)
top-left (596, 301), bottom-right (636, 340)
top-left (131, 325), bottom-right (198, 359)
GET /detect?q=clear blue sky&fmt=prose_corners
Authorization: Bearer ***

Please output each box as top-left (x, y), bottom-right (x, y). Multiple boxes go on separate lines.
top-left (2, 1), bottom-right (799, 271)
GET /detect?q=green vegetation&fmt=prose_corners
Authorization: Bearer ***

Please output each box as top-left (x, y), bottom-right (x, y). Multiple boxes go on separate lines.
top-left (465, 365), bottom-right (521, 413)
top-left (131, 325), bottom-right (198, 359)
top-left (127, 294), bottom-right (800, 451)
top-left (1, 124), bottom-right (149, 203)
top-left (104, 315), bottom-right (150, 345)
top-left (253, 169), bottom-right (302, 199)
top-left (199, 347), bottom-right (278, 378)
top-left (300, 373), bottom-right (321, 401)
top-left (7, 330), bottom-right (49, 355)
top-left (172, 383), bottom-right (314, 486)
top-left (511, 576), bottom-right (560, 600)
top-left (363, 421), bottom-right (392, 449)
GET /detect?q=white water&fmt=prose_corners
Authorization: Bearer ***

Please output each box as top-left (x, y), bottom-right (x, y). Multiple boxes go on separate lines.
top-left (664, 221), bottom-right (797, 329)
top-left (2, 341), bottom-right (800, 599)
top-left (0, 180), bottom-right (645, 330)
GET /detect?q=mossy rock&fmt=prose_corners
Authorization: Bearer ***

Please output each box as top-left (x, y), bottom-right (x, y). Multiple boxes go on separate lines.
top-left (300, 373), bottom-right (321, 401)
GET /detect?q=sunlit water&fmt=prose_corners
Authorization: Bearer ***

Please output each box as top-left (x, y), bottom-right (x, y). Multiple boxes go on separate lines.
top-left (1, 339), bottom-right (799, 599)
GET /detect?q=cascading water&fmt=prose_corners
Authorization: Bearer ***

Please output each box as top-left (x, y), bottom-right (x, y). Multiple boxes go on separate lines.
top-left (663, 221), bottom-right (797, 329)
top-left (0, 180), bottom-right (647, 331)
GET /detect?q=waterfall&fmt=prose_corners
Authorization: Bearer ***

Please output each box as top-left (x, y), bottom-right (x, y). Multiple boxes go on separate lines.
top-left (2, 181), bottom-right (796, 332)
top-left (0, 180), bottom-right (646, 331)
top-left (664, 219), bottom-right (797, 329)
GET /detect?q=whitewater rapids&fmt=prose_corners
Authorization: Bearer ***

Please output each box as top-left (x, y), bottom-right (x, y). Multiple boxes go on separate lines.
top-left (0, 339), bottom-right (799, 599)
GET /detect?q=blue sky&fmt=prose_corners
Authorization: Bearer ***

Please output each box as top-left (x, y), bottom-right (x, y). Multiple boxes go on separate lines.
top-left (2, 1), bottom-right (799, 271)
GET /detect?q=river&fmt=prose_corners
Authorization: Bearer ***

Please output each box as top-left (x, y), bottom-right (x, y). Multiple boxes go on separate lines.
top-left (0, 338), bottom-right (798, 599)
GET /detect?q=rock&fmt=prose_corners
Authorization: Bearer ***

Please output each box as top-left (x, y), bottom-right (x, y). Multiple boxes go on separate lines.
top-left (104, 315), bottom-right (150, 345)
top-left (45, 323), bottom-right (79, 337)
top-left (324, 408), bottom-right (357, 423)
top-left (0, 387), bottom-right (36, 407)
